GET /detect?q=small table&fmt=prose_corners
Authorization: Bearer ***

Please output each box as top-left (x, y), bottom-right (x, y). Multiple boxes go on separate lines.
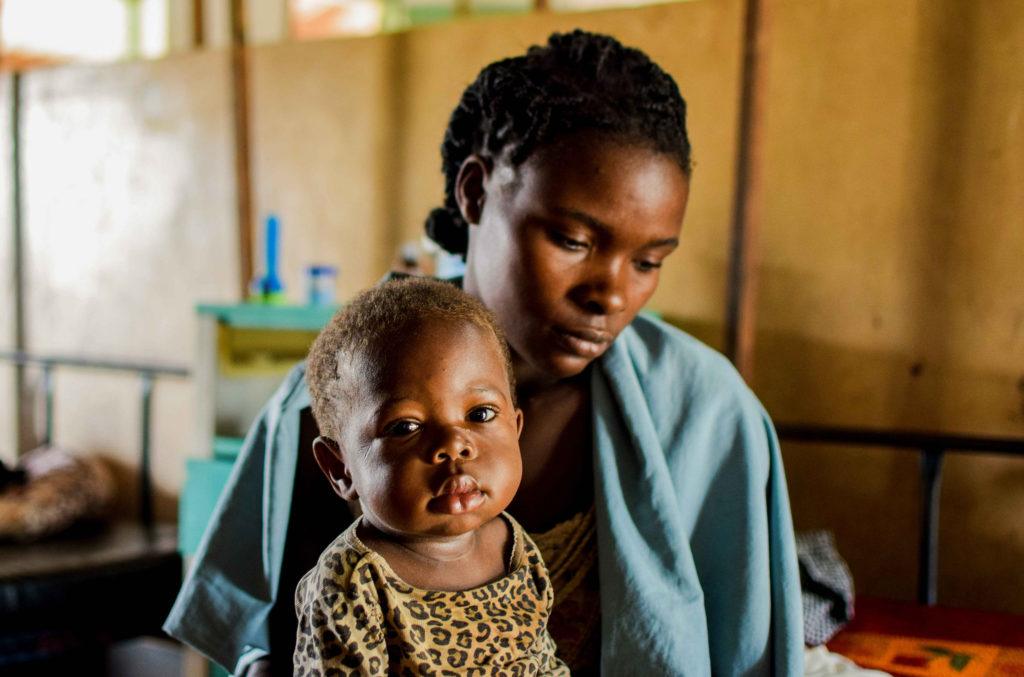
top-left (0, 522), bottom-right (180, 671)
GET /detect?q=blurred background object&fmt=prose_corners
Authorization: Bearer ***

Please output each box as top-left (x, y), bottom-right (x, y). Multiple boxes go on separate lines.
top-left (0, 445), bottom-right (114, 542)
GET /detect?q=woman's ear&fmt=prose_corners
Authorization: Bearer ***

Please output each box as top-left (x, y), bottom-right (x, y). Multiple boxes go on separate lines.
top-left (514, 408), bottom-right (524, 438)
top-left (455, 155), bottom-right (492, 226)
top-left (312, 436), bottom-right (358, 501)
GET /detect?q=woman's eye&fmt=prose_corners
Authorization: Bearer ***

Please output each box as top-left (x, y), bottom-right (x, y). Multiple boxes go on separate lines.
top-left (552, 232), bottom-right (588, 251)
top-left (634, 259), bottom-right (662, 273)
top-left (384, 420), bottom-right (421, 437)
top-left (467, 407), bottom-right (497, 423)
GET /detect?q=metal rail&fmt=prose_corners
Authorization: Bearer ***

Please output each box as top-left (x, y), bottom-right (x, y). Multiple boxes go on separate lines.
top-left (776, 423), bottom-right (1024, 605)
top-left (0, 351), bottom-right (189, 528)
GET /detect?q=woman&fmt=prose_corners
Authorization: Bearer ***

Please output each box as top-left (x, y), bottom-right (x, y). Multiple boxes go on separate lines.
top-left (166, 30), bottom-right (802, 676)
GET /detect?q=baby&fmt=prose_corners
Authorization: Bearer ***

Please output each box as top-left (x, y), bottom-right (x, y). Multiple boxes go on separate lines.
top-left (296, 278), bottom-right (568, 676)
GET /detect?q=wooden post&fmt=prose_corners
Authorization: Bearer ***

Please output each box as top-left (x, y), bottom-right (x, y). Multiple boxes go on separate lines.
top-left (193, 0), bottom-right (205, 48)
top-left (230, 0), bottom-right (254, 300)
top-left (10, 72), bottom-right (29, 454)
top-left (724, 0), bottom-right (771, 380)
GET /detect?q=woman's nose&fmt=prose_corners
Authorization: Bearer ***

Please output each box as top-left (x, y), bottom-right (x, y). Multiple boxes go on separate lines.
top-left (571, 260), bottom-right (628, 315)
top-left (430, 428), bottom-right (478, 463)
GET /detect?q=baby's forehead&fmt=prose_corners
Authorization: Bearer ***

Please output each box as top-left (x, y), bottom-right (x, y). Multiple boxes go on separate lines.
top-left (339, 316), bottom-right (503, 382)
top-left (328, 320), bottom-right (508, 426)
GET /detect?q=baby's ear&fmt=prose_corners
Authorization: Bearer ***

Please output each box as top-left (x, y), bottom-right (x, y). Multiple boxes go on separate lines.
top-left (312, 436), bottom-right (358, 501)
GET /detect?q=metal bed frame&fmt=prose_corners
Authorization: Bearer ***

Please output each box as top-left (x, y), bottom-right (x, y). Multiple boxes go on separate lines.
top-left (776, 423), bottom-right (1024, 605)
top-left (0, 351), bottom-right (189, 528)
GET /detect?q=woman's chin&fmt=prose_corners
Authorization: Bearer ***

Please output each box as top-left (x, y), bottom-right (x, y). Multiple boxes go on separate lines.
top-left (536, 350), bottom-right (600, 383)
top-left (512, 340), bottom-right (606, 386)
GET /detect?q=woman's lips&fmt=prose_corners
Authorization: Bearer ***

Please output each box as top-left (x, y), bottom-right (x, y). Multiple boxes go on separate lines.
top-left (429, 474), bottom-right (484, 514)
top-left (552, 326), bottom-right (613, 358)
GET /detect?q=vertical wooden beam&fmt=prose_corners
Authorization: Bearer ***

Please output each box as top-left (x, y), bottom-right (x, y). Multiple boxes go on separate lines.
top-left (725, 0), bottom-right (772, 380)
top-left (230, 0), bottom-right (254, 299)
top-left (10, 72), bottom-right (27, 454)
top-left (193, 0), bottom-right (206, 48)
top-left (383, 33), bottom-right (409, 276)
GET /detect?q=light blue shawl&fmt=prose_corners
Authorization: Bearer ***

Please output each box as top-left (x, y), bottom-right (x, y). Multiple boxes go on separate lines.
top-left (165, 315), bottom-right (803, 675)
top-left (593, 315), bottom-right (802, 675)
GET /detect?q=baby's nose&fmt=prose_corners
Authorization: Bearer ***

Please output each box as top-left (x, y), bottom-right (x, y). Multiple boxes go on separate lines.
top-left (431, 428), bottom-right (477, 463)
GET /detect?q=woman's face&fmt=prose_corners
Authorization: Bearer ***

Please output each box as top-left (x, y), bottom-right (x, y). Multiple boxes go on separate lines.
top-left (462, 134), bottom-right (690, 386)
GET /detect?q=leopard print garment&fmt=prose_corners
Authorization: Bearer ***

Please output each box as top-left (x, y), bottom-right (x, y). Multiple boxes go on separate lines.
top-left (294, 513), bottom-right (569, 676)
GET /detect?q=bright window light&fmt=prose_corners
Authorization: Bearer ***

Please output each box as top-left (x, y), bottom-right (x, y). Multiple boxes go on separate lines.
top-left (1, 0), bottom-right (169, 62)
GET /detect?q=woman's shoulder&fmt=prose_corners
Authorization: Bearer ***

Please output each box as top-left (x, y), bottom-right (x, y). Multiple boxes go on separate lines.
top-left (601, 315), bottom-right (778, 488)
top-left (612, 313), bottom-right (761, 414)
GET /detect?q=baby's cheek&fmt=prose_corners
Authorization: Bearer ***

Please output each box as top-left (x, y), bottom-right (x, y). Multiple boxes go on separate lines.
top-left (365, 466), bottom-right (425, 524)
top-left (489, 456), bottom-right (523, 509)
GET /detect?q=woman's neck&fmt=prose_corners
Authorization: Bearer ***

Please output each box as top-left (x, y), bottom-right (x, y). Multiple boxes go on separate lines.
top-left (513, 356), bottom-right (590, 398)
top-left (509, 374), bottom-right (594, 533)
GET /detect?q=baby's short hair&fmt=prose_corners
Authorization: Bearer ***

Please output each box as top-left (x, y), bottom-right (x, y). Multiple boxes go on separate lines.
top-left (306, 278), bottom-right (514, 440)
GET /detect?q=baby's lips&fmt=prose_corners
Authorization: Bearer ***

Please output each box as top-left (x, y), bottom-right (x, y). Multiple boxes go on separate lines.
top-left (436, 473), bottom-right (480, 496)
top-left (431, 473), bottom-right (486, 515)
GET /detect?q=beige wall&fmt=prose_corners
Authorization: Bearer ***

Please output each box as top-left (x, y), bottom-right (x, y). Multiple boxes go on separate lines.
top-left (18, 51), bottom-right (238, 519)
top-left (248, 35), bottom-right (399, 301)
top-left (5, 0), bottom-right (1023, 612)
top-left (753, 0), bottom-right (1024, 611)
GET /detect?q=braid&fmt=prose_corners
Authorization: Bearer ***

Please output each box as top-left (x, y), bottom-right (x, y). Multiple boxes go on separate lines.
top-left (425, 30), bottom-right (693, 257)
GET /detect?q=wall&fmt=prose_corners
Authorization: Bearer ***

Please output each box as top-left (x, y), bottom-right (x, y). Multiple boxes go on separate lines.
top-left (16, 51), bottom-right (238, 518)
top-left (247, 34), bottom-right (399, 302)
top-left (754, 0), bottom-right (1024, 611)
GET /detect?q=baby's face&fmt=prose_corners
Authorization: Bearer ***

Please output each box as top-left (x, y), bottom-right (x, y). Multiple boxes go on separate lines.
top-left (337, 318), bottom-right (523, 538)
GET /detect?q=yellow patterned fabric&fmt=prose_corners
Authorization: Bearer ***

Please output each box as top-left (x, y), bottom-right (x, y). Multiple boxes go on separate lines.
top-left (531, 506), bottom-right (597, 605)
top-left (531, 506), bottom-right (601, 675)
top-left (294, 514), bottom-right (568, 676)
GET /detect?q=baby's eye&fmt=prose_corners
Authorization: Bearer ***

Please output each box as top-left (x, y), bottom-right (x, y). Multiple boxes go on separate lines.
top-left (383, 420), bottom-right (421, 437)
top-left (467, 406), bottom-right (497, 423)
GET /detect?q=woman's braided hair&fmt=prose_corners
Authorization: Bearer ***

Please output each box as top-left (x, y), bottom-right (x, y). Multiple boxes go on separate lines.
top-left (425, 29), bottom-right (692, 257)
